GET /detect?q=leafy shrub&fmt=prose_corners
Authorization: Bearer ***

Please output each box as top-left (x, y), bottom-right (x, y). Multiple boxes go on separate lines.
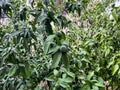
top-left (0, 0), bottom-right (120, 90)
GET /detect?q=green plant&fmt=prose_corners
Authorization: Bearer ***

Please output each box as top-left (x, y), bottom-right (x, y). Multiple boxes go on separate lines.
top-left (0, 0), bottom-right (120, 90)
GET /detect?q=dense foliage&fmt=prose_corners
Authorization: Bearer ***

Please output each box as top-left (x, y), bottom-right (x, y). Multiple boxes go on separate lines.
top-left (0, 0), bottom-right (120, 90)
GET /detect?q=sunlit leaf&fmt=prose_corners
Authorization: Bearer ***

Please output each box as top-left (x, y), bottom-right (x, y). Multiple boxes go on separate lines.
top-left (112, 64), bottom-right (119, 75)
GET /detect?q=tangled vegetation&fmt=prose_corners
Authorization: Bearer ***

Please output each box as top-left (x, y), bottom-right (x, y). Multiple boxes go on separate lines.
top-left (0, 0), bottom-right (120, 90)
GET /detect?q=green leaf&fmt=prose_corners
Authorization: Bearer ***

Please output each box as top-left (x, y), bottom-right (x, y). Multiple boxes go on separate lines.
top-left (24, 66), bottom-right (31, 78)
top-left (51, 52), bottom-right (62, 68)
top-left (87, 71), bottom-right (94, 80)
top-left (107, 59), bottom-right (114, 68)
top-left (98, 77), bottom-right (104, 84)
top-left (94, 82), bottom-right (104, 87)
top-left (44, 42), bottom-right (52, 54)
top-left (62, 53), bottom-right (69, 68)
top-left (45, 75), bottom-right (54, 81)
top-left (60, 82), bottom-right (69, 88)
top-left (67, 71), bottom-right (75, 78)
top-left (95, 66), bottom-right (100, 72)
top-left (81, 85), bottom-right (91, 90)
top-left (45, 35), bottom-right (56, 42)
top-left (12, 30), bottom-right (22, 36)
top-left (112, 64), bottom-right (119, 75)
top-left (8, 65), bottom-right (17, 77)
top-left (118, 70), bottom-right (120, 79)
top-left (61, 31), bottom-right (66, 40)
top-left (48, 45), bottom-right (60, 54)
top-left (112, 12), bottom-right (118, 21)
top-left (63, 77), bottom-right (73, 83)
top-left (92, 85), bottom-right (99, 90)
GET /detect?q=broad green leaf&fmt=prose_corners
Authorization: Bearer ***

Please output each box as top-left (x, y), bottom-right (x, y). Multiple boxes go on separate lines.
top-left (95, 66), bottom-right (100, 72)
top-left (11, 30), bottom-right (22, 36)
top-left (81, 85), bottom-right (91, 90)
top-left (118, 70), bottom-right (120, 79)
top-left (45, 75), bottom-right (54, 81)
top-left (62, 53), bottom-right (69, 68)
top-left (112, 64), bottom-right (119, 75)
top-left (60, 82), bottom-right (69, 88)
top-left (61, 31), bottom-right (66, 40)
top-left (67, 71), bottom-right (75, 78)
top-left (87, 71), bottom-right (94, 80)
top-left (19, 63), bottom-right (25, 67)
top-left (60, 67), bottom-right (67, 72)
top-left (105, 48), bottom-right (110, 57)
top-left (92, 85), bottom-right (99, 90)
top-left (112, 12), bottom-right (118, 21)
top-left (51, 52), bottom-right (62, 68)
top-left (107, 59), bottom-right (114, 68)
top-left (98, 77), bottom-right (104, 84)
top-left (117, 59), bottom-right (120, 64)
top-left (81, 58), bottom-right (90, 63)
top-left (45, 35), bottom-right (56, 42)
top-left (24, 66), bottom-right (31, 78)
top-left (44, 42), bottom-right (52, 54)
top-left (80, 50), bottom-right (87, 55)
top-left (78, 75), bottom-right (85, 80)
top-left (48, 45), bottom-right (60, 54)
top-left (63, 77), bottom-right (73, 83)
top-left (62, 73), bottom-right (67, 78)
top-left (8, 65), bottom-right (17, 77)
top-left (34, 86), bottom-right (42, 90)
top-left (94, 82), bottom-right (104, 87)
top-left (91, 80), bottom-right (98, 83)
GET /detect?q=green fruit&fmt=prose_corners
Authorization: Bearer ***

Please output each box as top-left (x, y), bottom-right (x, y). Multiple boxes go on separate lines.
top-left (60, 45), bottom-right (68, 52)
